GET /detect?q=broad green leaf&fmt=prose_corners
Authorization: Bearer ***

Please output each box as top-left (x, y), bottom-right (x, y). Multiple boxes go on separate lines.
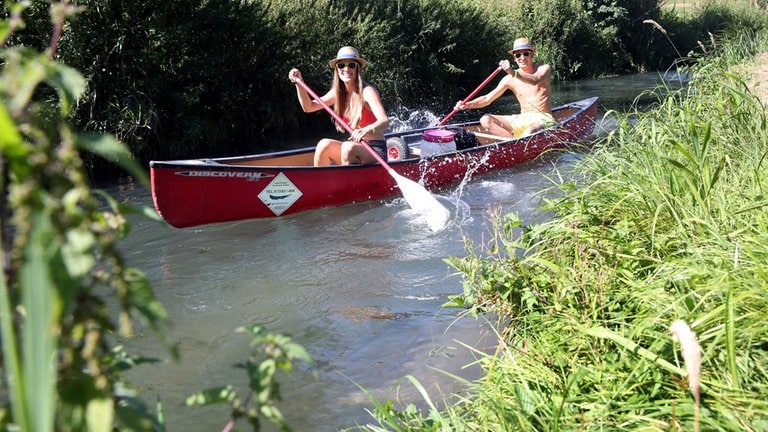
top-left (7, 1), bottom-right (31, 17)
top-left (186, 386), bottom-right (236, 406)
top-left (75, 133), bottom-right (148, 185)
top-left (61, 228), bottom-right (96, 278)
top-left (86, 397), bottom-right (114, 432)
top-left (44, 61), bottom-right (86, 116)
top-left (61, 187), bottom-right (87, 215)
top-left (105, 345), bottom-right (161, 371)
top-left (92, 189), bottom-right (164, 224)
top-left (282, 341), bottom-right (313, 365)
top-left (0, 22), bottom-right (10, 43)
top-left (114, 392), bottom-right (163, 431)
top-left (259, 404), bottom-right (286, 426)
top-left (0, 103), bottom-right (26, 158)
top-left (3, 48), bottom-right (47, 113)
top-left (124, 268), bottom-right (168, 325)
top-left (0, 100), bottom-right (33, 180)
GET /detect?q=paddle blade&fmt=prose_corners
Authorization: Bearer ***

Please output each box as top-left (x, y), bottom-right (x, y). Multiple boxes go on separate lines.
top-left (388, 169), bottom-right (451, 231)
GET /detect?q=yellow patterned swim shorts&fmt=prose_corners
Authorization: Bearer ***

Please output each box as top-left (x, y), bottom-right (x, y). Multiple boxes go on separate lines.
top-left (502, 112), bottom-right (556, 137)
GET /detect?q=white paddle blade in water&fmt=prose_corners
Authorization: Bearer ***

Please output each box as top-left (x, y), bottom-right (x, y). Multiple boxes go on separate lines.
top-left (389, 169), bottom-right (451, 231)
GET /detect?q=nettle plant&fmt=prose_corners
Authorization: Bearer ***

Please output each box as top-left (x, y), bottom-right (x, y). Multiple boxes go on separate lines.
top-left (1, 1), bottom-right (169, 430)
top-left (1, 2), bottom-right (312, 431)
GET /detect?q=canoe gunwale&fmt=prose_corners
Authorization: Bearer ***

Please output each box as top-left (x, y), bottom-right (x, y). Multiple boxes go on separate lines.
top-left (149, 97), bottom-right (598, 171)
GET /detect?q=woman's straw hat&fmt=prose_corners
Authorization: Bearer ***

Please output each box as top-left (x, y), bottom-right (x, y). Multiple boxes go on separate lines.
top-left (329, 46), bottom-right (368, 68)
top-left (508, 37), bottom-right (535, 54)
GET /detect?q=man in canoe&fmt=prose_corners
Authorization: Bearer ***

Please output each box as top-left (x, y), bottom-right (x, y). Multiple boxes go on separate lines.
top-left (288, 46), bottom-right (390, 166)
top-left (454, 37), bottom-right (555, 138)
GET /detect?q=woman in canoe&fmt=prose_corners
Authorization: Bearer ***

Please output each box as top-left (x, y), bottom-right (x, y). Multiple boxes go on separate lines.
top-left (288, 46), bottom-right (390, 166)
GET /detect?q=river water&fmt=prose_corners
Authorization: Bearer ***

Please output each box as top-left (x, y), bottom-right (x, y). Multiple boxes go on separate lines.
top-left (117, 73), bottom-right (680, 431)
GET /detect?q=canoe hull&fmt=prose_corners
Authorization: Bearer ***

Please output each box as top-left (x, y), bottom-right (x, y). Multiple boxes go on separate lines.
top-left (150, 97), bottom-right (598, 227)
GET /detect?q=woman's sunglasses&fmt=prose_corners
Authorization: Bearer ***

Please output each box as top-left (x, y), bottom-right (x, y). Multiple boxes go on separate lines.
top-left (514, 51), bottom-right (532, 59)
top-left (336, 62), bottom-right (358, 70)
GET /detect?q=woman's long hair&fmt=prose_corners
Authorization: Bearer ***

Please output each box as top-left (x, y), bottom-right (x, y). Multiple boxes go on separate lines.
top-left (331, 65), bottom-right (366, 132)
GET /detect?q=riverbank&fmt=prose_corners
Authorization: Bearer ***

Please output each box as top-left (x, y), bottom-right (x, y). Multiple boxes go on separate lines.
top-left (357, 31), bottom-right (768, 431)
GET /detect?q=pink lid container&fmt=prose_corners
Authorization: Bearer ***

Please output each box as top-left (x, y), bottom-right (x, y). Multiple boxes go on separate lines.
top-left (422, 129), bottom-right (456, 143)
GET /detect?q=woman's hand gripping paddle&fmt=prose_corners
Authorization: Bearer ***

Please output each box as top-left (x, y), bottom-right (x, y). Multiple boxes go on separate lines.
top-left (436, 67), bottom-right (502, 126)
top-left (293, 78), bottom-right (450, 231)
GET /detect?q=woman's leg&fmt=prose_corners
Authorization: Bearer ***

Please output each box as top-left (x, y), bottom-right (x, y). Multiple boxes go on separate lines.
top-left (341, 141), bottom-right (377, 165)
top-left (314, 138), bottom-right (342, 166)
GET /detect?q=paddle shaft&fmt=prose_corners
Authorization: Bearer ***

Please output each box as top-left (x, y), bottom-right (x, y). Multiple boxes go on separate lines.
top-left (437, 67), bottom-right (503, 126)
top-left (293, 78), bottom-right (390, 168)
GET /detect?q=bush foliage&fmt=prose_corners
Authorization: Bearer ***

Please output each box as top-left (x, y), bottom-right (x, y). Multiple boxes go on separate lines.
top-left (1, 4), bottom-right (314, 430)
top-left (5, 0), bottom-right (766, 176)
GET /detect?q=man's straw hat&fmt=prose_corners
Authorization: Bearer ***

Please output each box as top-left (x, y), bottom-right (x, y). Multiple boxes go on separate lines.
top-left (508, 37), bottom-right (535, 54)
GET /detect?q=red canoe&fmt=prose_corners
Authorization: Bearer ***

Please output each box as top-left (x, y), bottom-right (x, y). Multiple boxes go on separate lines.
top-left (150, 97), bottom-right (598, 228)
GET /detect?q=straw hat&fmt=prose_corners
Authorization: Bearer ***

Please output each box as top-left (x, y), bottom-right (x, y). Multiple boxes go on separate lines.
top-left (328, 46), bottom-right (368, 68)
top-left (508, 37), bottom-right (535, 54)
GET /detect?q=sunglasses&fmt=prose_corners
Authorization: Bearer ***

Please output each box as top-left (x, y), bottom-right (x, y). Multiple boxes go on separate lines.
top-left (336, 62), bottom-right (358, 70)
top-left (514, 51), bottom-right (532, 59)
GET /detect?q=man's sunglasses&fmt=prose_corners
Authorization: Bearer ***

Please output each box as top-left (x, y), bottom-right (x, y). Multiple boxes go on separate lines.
top-left (336, 62), bottom-right (358, 70)
top-left (514, 51), bottom-right (532, 59)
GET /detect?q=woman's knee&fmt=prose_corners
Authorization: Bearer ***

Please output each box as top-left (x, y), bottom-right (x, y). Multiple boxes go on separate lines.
top-left (316, 138), bottom-right (335, 152)
top-left (339, 140), bottom-right (354, 152)
top-left (340, 141), bottom-right (360, 164)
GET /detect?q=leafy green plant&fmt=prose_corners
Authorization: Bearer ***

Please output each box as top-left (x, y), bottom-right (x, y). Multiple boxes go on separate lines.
top-left (186, 325), bottom-right (314, 432)
top-left (2, 4), bottom-right (313, 431)
top-left (1, 1), bottom-right (168, 430)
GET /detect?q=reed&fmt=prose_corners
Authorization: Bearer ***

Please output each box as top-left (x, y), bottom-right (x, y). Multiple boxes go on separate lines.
top-left (355, 28), bottom-right (768, 432)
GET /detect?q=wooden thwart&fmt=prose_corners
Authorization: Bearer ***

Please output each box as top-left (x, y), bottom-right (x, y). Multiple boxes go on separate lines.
top-left (472, 131), bottom-right (511, 141)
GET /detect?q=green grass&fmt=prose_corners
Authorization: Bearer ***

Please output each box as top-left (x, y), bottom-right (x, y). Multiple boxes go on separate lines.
top-left (352, 29), bottom-right (768, 432)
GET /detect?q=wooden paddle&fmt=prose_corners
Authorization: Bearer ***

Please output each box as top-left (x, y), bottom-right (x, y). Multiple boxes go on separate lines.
top-left (293, 78), bottom-right (450, 231)
top-left (436, 67), bottom-right (502, 126)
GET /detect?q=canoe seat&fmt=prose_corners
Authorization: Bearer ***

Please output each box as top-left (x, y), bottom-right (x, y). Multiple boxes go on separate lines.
top-left (472, 131), bottom-right (510, 144)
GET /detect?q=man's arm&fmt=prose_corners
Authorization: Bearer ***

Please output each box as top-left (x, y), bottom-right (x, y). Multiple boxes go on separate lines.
top-left (456, 76), bottom-right (514, 110)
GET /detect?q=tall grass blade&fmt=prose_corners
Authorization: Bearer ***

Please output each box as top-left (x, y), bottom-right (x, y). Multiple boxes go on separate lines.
top-left (584, 326), bottom-right (685, 376)
top-left (21, 212), bottom-right (58, 432)
top-left (725, 283), bottom-right (740, 389)
top-left (403, 375), bottom-right (439, 414)
top-left (0, 236), bottom-right (29, 432)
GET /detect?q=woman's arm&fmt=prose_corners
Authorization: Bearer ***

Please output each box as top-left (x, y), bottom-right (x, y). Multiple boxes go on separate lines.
top-left (288, 68), bottom-right (334, 113)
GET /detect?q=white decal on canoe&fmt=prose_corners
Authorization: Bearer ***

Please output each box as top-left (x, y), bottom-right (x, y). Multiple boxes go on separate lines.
top-left (176, 171), bottom-right (275, 181)
top-left (258, 172), bottom-right (302, 216)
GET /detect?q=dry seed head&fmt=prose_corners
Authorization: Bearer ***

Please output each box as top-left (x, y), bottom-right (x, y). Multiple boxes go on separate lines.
top-left (644, 19), bottom-right (668, 35)
top-left (669, 320), bottom-right (702, 397)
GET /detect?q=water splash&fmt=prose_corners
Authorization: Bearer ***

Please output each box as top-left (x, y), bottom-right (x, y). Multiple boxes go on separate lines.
top-left (388, 109), bottom-right (441, 132)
